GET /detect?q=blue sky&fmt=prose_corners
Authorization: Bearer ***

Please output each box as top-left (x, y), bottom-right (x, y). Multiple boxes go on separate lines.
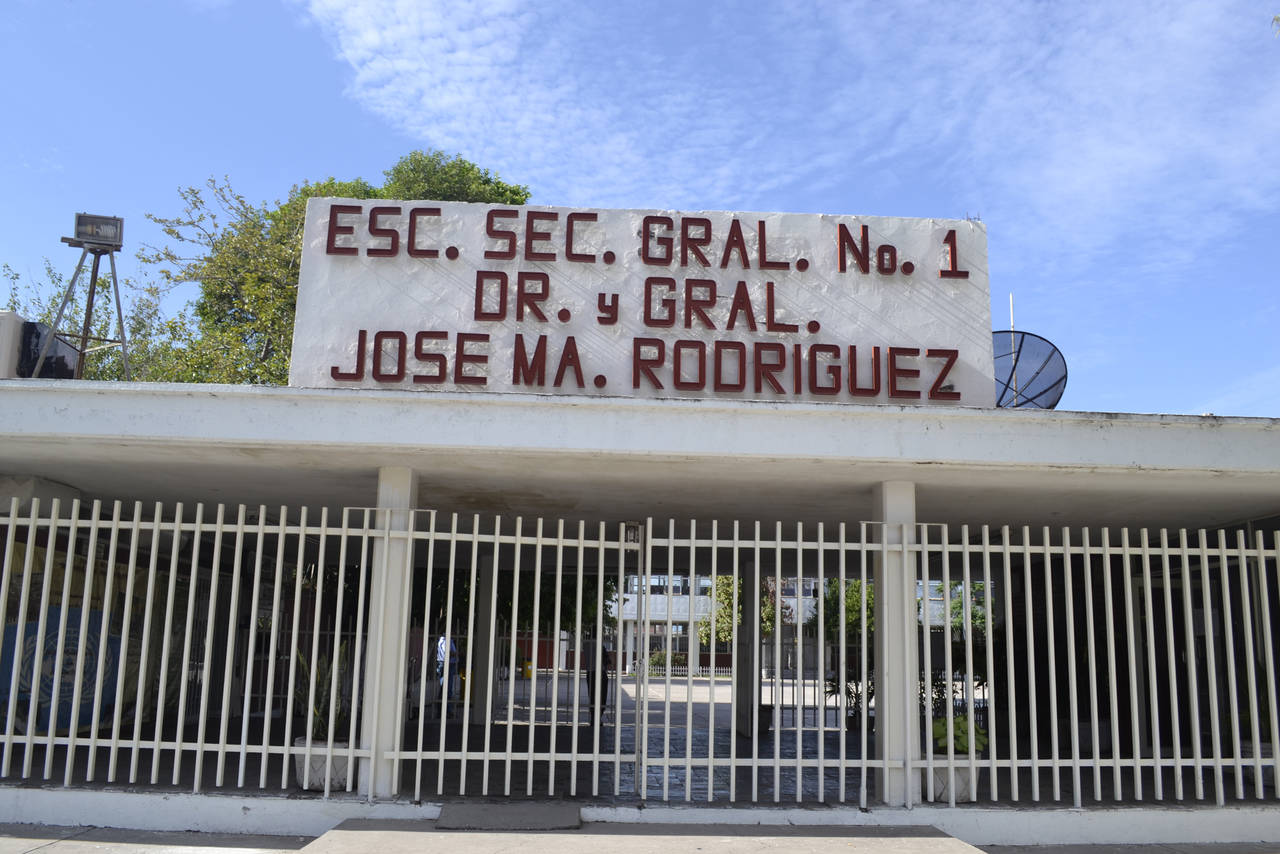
top-left (2, 0), bottom-right (1277, 416)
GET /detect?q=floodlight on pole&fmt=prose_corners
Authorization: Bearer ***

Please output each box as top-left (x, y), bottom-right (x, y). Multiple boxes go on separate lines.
top-left (33, 213), bottom-right (131, 380)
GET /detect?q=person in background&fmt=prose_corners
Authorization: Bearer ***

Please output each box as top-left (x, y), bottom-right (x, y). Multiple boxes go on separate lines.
top-left (436, 630), bottom-right (458, 718)
top-left (582, 638), bottom-right (615, 723)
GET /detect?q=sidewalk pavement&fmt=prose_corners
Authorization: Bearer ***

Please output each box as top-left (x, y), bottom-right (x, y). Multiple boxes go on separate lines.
top-left (1, 821), bottom-right (1277, 854)
top-left (0, 824), bottom-right (310, 854)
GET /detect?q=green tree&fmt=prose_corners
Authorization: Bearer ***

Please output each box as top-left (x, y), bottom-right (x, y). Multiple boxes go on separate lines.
top-left (809, 578), bottom-right (875, 641)
top-left (696, 575), bottom-right (790, 646)
top-left (141, 150), bottom-right (530, 385)
top-left (4, 261), bottom-right (192, 382)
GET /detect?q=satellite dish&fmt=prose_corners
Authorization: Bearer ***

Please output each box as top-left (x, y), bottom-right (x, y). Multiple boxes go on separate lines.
top-left (992, 330), bottom-right (1067, 409)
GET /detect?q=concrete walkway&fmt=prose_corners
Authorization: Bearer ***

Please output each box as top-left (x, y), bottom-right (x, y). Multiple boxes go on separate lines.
top-left (0, 824), bottom-right (310, 854)
top-left (3, 821), bottom-right (1277, 854)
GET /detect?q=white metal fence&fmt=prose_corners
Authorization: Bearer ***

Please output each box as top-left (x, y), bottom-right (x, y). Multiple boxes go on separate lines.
top-left (0, 498), bottom-right (1276, 807)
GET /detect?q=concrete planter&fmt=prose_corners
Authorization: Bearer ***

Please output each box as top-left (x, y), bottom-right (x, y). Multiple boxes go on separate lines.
top-left (292, 737), bottom-right (352, 792)
top-left (927, 761), bottom-right (977, 801)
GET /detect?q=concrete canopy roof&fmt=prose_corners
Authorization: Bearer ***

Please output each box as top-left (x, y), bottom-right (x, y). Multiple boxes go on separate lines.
top-left (1, 380), bottom-right (1278, 532)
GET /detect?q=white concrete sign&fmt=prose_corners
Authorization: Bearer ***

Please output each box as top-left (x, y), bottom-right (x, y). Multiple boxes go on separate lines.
top-left (290, 200), bottom-right (994, 406)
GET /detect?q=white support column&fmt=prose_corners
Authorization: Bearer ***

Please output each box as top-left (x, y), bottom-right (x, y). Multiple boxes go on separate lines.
top-left (873, 480), bottom-right (920, 806)
top-left (360, 466), bottom-right (418, 800)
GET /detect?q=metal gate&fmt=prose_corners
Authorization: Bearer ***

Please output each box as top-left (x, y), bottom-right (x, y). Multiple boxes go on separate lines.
top-left (1, 497), bottom-right (1276, 807)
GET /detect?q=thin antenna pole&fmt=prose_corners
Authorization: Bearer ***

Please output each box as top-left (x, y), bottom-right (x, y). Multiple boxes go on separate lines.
top-left (1009, 293), bottom-right (1018, 406)
top-left (33, 248), bottom-right (89, 378)
top-left (74, 253), bottom-right (103, 379)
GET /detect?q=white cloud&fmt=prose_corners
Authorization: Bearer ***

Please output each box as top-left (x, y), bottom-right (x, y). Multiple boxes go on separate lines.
top-left (293, 0), bottom-right (1280, 277)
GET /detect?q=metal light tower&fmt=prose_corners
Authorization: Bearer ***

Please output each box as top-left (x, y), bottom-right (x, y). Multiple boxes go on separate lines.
top-left (34, 213), bottom-right (131, 380)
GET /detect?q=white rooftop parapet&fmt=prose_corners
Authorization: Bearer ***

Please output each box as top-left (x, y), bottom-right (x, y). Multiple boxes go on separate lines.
top-left (0, 311), bottom-right (23, 379)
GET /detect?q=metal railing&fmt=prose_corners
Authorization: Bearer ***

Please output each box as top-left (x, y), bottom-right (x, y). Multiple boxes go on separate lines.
top-left (0, 499), bottom-right (1275, 807)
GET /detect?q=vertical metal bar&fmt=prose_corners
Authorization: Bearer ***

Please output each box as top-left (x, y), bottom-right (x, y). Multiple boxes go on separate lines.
top-left (22, 499), bottom-right (63, 778)
top-left (960, 526), bottom-right (977, 803)
top-left (45, 499), bottom-right (83, 781)
top-left (1001, 525), bottom-right (1018, 801)
top-left (942, 524), bottom-right (956, 806)
top-left (835, 523), bottom-right (847, 804)
top-left (1041, 527), bottom-right (1060, 802)
top-left (481, 515), bottom-right (504, 797)
top-left (1257, 530), bottom-right (1280, 799)
top-left (437, 512), bottom-right (460, 796)
top-left (751, 520), bottom-right (761, 804)
top-left (614, 522), bottom-right (625, 796)
top-left (192, 504), bottom-right (228, 792)
top-left (982, 525), bottom-right (998, 803)
top-left (502, 517), bottom-right (522, 798)
top-left (458, 514), bottom-right (483, 796)
top-left (1160, 528), bottom-right (1184, 801)
top-left (570, 520), bottom-right (585, 796)
top-left (1178, 528), bottom-right (1204, 800)
top-left (235, 508), bottom-right (268, 788)
top-left (793, 521), bottom-right (804, 803)
top-left (639, 517), bottom-right (654, 801)
top-left (173, 503), bottom-right (207, 787)
top-left (86, 501), bottom-right (124, 783)
top-left (149, 502), bottom-right (185, 784)
top-left (1215, 529), bottom-right (1244, 799)
top-left (107, 501), bottom-right (144, 784)
top-left (1197, 529), bottom-right (1225, 804)
top-left (300, 508), bottom-right (330, 793)
top-left (1235, 530), bottom-right (1261, 799)
top-left (1019, 526), bottom-right (1038, 802)
top-left (592, 521), bottom-right (606, 797)
top-left (0, 499), bottom-right (23, 773)
top-left (351, 508), bottom-right (377, 798)
top-left (684, 520), bottom-right (696, 801)
top-left (815, 522), bottom-right (826, 803)
top-left (1140, 528), bottom-right (1163, 801)
top-left (126, 502), bottom-right (164, 784)
top-left (65, 499), bottom-right (105, 786)
top-left (728, 520), bottom-right (740, 804)
top-left (356, 510), bottom-right (378, 794)
top-left (525, 516), bottom-right (543, 797)
top-left (1062, 527), bottom-right (1082, 807)
top-left (548, 518), bottom-right (566, 796)
top-left (901, 522), bottom-right (913, 809)
top-left (324, 508), bottom-right (357, 796)
top-left (858, 522), bottom-right (868, 808)
top-left (413, 510), bottom-right (438, 803)
top-left (1213, 527), bottom-right (1244, 804)
top-left (214, 505), bottom-right (248, 789)
top-left (921, 524), bottom-right (935, 802)
top-left (1120, 528), bottom-right (1143, 800)
top-left (772, 520), bottom-right (783, 803)
top-left (1082, 527), bottom-right (1102, 801)
top-left (1100, 529), bottom-right (1123, 801)
top-left (706, 520), bottom-right (718, 802)
top-left (256, 507), bottom-right (288, 789)
top-left (662, 519), bottom-right (675, 802)
top-left (280, 506), bottom-right (307, 790)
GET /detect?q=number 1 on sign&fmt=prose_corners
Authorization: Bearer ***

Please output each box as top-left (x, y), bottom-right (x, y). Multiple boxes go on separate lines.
top-left (940, 229), bottom-right (969, 279)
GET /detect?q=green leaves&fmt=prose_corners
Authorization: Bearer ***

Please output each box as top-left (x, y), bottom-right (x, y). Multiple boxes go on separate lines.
top-left (146, 151), bottom-right (528, 385)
